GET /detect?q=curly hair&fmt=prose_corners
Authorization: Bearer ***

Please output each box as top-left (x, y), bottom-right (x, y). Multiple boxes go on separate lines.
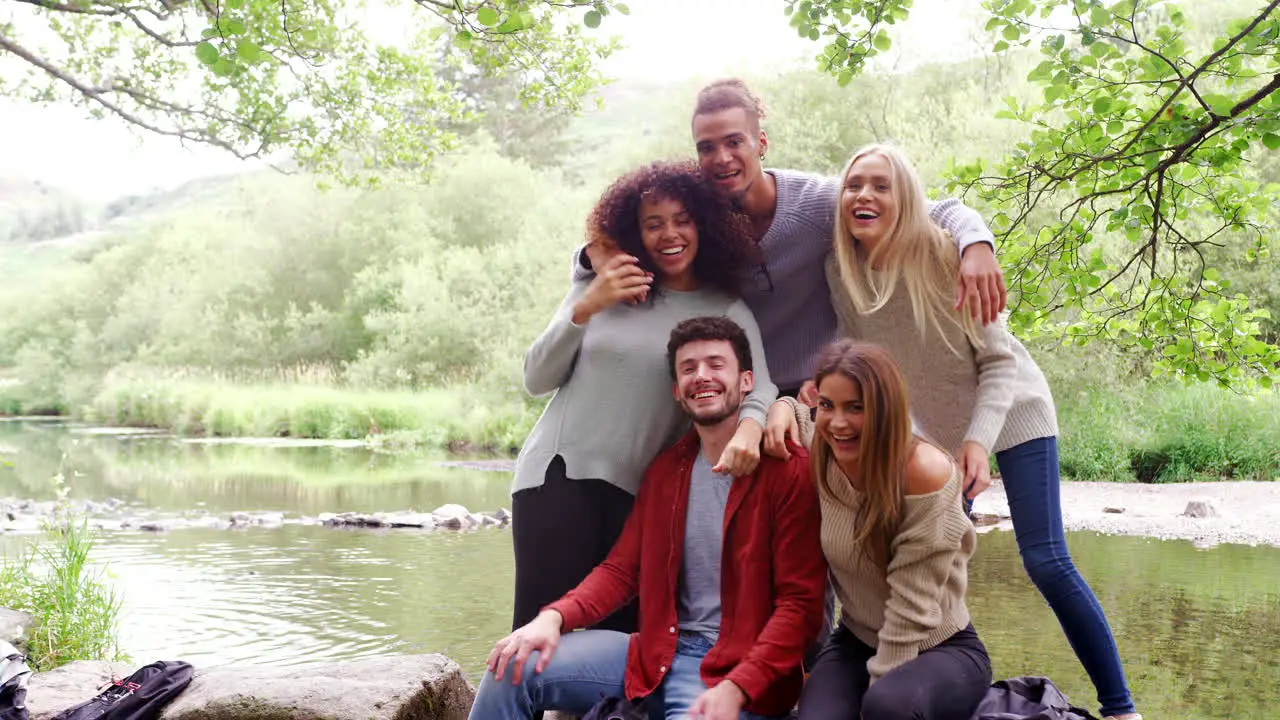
top-left (587, 160), bottom-right (758, 298)
top-left (666, 315), bottom-right (753, 379)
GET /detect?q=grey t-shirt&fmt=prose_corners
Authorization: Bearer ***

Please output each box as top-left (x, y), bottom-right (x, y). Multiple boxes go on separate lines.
top-left (678, 451), bottom-right (733, 639)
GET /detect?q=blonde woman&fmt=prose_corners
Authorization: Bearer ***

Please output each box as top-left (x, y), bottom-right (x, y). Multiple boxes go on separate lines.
top-left (768, 144), bottom-right (1139, 720)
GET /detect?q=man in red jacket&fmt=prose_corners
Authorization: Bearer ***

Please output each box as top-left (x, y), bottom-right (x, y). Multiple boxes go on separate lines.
top-left (468, 316), bottom-right (826, 720)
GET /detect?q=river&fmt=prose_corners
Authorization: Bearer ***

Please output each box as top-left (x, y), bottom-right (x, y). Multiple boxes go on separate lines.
top-left (1, 420), bottom-right (1277, 718)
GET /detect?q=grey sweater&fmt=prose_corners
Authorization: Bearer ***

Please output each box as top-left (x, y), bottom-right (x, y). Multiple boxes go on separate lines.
top-left (513, 280), bottom-right (777, 495)
top-left (574, 169), bottom-right (995, 390)
top-left (742, 170), bottom-right (996, 389)
top-left (826, 255), bottom-right (1058, 454)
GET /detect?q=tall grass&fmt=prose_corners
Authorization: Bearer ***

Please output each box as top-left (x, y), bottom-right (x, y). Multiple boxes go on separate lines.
top-left (87, 368), bottom-right (541, 454)
top-left (0, 475), bottom-right (125, 670)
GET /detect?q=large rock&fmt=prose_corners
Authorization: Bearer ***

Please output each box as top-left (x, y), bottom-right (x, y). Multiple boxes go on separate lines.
top-left (1182, 498), bottom-right (1219, 518)
top-left (27, 655), bottom-right (474, 720)
top-left (0, 607), bottom-right (35, 650)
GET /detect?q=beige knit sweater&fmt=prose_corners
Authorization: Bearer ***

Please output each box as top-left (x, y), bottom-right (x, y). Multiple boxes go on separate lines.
top-left (778, 397), bottom-right (976, 682)
top-left (825, 252), bottom-right (1058, 454)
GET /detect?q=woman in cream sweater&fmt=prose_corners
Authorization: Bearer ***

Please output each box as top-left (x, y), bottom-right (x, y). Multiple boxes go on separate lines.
top-left (770, 143), bottom-right (1139, 720)
top-left (775, 340), bottom-right (989, 720)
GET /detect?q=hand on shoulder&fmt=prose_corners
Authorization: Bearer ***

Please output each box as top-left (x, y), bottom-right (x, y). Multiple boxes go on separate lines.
top-left (905, 442), bottom-right (956, 496)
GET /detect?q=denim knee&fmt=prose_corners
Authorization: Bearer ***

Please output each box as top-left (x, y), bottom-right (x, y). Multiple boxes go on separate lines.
top-left (1019, 546), bottom-right (1079, 595)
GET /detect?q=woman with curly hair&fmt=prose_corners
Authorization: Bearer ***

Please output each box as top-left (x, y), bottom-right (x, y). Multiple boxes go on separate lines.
top-left (510, 159), bottom-right (778, 635)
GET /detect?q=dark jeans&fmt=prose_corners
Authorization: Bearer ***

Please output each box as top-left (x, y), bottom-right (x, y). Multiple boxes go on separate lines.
top-left (797, 623), bottom-right (991, 720)
top-left (997, 437), bottom-right (1135, 717)
top-left (510, 455), bottom-right (638, 633)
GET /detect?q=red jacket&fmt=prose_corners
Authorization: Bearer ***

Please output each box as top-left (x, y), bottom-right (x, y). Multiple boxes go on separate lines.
top-left (547, 430), bottom-right (827, 717)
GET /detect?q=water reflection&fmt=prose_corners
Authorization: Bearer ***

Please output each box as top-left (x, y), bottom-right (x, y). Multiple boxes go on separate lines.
top-left (0, 420), bottom-right (513, 514)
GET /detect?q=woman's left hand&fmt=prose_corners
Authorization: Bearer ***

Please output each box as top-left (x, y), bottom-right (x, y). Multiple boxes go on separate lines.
top-left (714, 419), bottom-right (763, 476)
top-left (958, 441), bottom-right (992, 499)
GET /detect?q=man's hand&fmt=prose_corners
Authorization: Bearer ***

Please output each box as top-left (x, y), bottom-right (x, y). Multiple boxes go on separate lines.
top-left (688, 679), bottom-right (747, 720)
top-left (955, 243), bottom-right (1007, 326)
top-left (714, 418), bottom-right (763, 476)
top-left (957, 440), bottom-right (992, 500)
top-left (797, 380), bottom-right (818, 407)
top-left (572, 254), bottom-right (652, 324)
top-left (763, 400), bottom-right (800, 460)
top-left (584, 231), bottom-right (622, 273)
top-left (485, 610), bottom-right (564, 685)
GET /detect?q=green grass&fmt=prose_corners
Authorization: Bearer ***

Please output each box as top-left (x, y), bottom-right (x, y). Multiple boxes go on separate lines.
top-left (86, 371), bottom-right (540, 454)
top-left (0, 481), bottom-right (126, 670)
top-left (1057, 382), bottom-right (1280, 483)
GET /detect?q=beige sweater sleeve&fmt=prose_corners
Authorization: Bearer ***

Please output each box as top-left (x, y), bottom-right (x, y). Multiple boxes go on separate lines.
top-left (775, 396), bottom-right (815, 448)
top-left (963, 314), bottom-right (1020, 453)
top-left (867, 472), bottom-right (971, 683)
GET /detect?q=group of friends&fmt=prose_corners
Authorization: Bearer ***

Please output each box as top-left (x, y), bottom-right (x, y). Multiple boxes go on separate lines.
top-left (466, 79), bottom-right (1142, 720)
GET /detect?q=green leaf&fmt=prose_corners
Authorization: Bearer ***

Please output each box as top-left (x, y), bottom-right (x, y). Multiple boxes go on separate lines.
top-left (477, 7), bottom-right (500, 27)
top-left (1263, 133), bottom-right (1280, 150)
top-left (1202, 93), bottom-right (1235, 116)
top-left (615, 2), bottom-right (631, 15)
top-left (195, 41), bottom-right (220, 66)
top-left (837, 69), bottom-right (853, 87)
top-left (226, 0), bottom-right (243, 8)
top-left (454, 30), bottom-right (473, 49)
top-left (211, 58), bottom-right (234, 77)
top-left (1093, 96), bottom-right (1111, 114)
top-left (873, 31), bottom-right (891, 51)
top-left (224, 19), bottom-right (246, 36)
top-left (236, 39), bottom-right (261, 63)
top-left (584, 10), bottom-right (602, 28)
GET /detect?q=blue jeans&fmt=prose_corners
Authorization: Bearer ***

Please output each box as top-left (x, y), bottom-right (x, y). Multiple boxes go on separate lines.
top-left (467, 630), bottom-right (782, 720)
top-left (997, 436), bottom-right (1136, 717)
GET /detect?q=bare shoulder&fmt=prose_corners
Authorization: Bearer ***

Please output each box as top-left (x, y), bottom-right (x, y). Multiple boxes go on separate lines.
top-left (904, 443), bottom-right (956, 496)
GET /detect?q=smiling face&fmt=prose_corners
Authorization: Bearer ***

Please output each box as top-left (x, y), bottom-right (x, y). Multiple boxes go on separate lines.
top-left (692, 107), bottom-right (767, 204)
top-left (672, 338), bottom-right (753, 427)
top-left (840, 152), bottom-right (900, 252)
top-left (815, 373), bottom-right (866, 466)
top-left (639, 193), bottom-right (699, 290)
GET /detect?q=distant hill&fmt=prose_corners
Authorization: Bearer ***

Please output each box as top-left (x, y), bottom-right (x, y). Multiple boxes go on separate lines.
top-left (0, 176), bottom-right (90, 243)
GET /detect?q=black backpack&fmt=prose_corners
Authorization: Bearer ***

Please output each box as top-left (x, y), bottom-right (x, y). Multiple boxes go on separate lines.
top-left (0, 642), bottom-right (32, 720)
top-left (50, 661), bottom-right (194, 720)
top-left (581, 694), bottom-right (650, 720)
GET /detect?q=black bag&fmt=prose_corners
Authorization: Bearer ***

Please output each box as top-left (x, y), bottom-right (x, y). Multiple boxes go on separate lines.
top-left (581, 694), bottom-right (649, 720)
top-left (51, 661), bottom-right (194, 720)
top-left (970, 676), bottom-right (1100, 720)
top-left (0, 642), bottom-right (32, 720)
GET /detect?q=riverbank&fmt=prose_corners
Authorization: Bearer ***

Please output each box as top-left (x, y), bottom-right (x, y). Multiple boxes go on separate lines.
top-left (970, 478), bottom-right (1280, 548)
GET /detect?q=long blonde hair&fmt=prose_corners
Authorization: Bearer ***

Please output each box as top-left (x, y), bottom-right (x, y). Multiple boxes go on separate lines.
top-left (809, 339), bottom-right (914, 569)
top-left (832, 144), bottom-right (984, 355)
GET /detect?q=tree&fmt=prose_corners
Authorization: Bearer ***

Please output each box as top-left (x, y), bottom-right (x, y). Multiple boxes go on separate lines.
top-left (0, 0), bottom-right (625, 183)
top-left (798, 0), bottom-right (1279, 385)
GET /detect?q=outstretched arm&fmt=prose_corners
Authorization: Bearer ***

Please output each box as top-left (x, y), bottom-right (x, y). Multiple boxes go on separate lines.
top-left (928, 198), bottom-right (1007, 326)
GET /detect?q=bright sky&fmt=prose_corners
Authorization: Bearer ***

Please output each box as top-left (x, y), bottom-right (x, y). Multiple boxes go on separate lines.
top-left (0, 0), bottom-right (988, 202)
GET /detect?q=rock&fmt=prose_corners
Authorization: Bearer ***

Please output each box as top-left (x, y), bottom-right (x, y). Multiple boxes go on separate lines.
top-left (491, 508), bottom-right (512, 524)
top-left (251, 512), bottom-right (285, 527)
top-left (230, 512), bottom-right (252, 525)
top-left (27, 660), bottom-right (137, 720)
top-left (169, 654), bottom-right (473, 720)
top-left (467, 513), bottom-right (485, 529)
top-left (432, 504), bottom-right (472, 530)
top-left (1103, 506), bottom-right (1126, 514)
top-left (386, 513), bottom-right (437, 529)
top-left (479, 514), bottom-right (500, 528)
top-left (139, 520), bottom-right (172, 532)
top-left (1182, 498), bottom-right (1219, 518)
top-left (0, 607), bottom-right (35, 650)
top-left (28, 655), bottom-right (474, 720)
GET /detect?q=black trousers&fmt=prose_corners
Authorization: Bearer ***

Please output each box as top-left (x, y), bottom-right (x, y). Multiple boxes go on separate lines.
top-left (798, 623), bottom-right (992, 720)
top-left (510, 455), bottom-right (639, 633)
